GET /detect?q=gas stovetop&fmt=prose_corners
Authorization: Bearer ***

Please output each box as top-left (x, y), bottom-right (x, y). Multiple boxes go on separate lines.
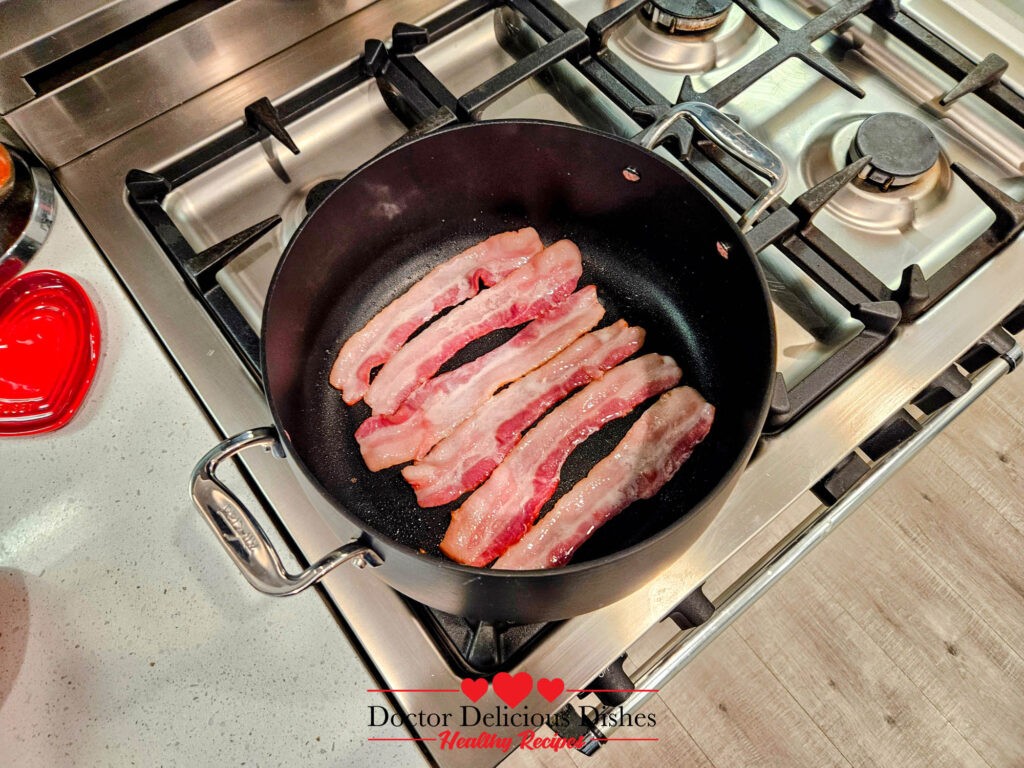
top-left (2, 0), bottom-right (1022, 765)
top-left (121, 0), bottom-right (1024, 433)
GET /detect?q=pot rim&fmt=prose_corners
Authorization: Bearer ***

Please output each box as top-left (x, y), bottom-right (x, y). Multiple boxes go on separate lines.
top-left (261, 118), bottom-right (777, 579)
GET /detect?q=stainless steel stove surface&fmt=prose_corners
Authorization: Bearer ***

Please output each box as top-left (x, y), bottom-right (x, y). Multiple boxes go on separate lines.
top-left (2, 0), bottom-right (1023, 765)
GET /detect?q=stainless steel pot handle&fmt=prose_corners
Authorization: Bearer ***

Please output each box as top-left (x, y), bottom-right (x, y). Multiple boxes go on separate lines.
top-left (190, 427), bottom-right (381, 596)
top-left (575, 342), bottom-right (1021, 752)
top-left (636, 102), bottom-right (788, 232)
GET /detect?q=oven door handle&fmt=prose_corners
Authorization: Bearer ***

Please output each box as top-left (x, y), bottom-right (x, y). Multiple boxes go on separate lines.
top-left (190, 427), bottom-right (382, 596)
top-left (635, 101), bottom-right (788, 232)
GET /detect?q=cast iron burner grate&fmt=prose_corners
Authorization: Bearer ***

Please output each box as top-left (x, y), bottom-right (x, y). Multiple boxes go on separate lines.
top-left (409, 600), bottom-right (558, 677)
top-left (125, 0), bottom-right (1024, 437)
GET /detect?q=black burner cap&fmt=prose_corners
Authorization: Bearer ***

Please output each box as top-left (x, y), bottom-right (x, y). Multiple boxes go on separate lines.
top-left (304, 179), bottom-right (343, 215)
top-left (850, 112), bottom-right (941, 188)
top-left (648, 0), bottom-right (731, 18)
top-left (643, 0), bottom-right (732, 32)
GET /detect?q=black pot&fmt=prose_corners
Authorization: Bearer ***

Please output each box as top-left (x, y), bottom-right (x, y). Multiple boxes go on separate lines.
top-left (192, 104), bottom-right (783, 623)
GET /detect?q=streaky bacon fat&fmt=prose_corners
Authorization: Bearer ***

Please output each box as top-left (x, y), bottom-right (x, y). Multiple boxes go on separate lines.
top-left (439, 354), bottom-right (682, 566)
top-left (364, 239), bottom-right (583, 415)
top-left (493, 387), bottom-right (714, 570)
top-left (355, 287), bottom-right (604, 471)
top-left (403, 320), bottom-right (645, 505)
top-left (329, 228), bottom-right (543, 404)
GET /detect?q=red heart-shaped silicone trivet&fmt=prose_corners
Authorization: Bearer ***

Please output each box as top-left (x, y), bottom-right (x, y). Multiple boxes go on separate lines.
top-left (492, 671), bottom-right (532, 708)
top-left (0, 270), bottom-right (100, 436)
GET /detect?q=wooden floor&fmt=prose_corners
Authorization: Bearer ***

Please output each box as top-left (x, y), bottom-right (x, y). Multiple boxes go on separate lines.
top-left (509, 367), bottom-right (1024, 768)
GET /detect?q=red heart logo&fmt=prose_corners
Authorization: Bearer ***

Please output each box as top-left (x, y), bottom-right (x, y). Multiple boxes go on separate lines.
top-left (536, 677), bottom-right (565, 702)
top-left (492, 671), bottom-right (532, 708)
top-left (460, 677), bottom-right (488, 703)
top-left (0, 271), bottom-right (100, 436)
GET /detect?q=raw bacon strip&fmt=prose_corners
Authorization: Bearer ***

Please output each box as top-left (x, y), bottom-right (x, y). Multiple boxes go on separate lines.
top-left (494, 387), bottom-right (715, 570)
top-left (330, 228), bottom-right (543, 404)
top-left (364, 240), bottom-right (583, 415)
top-left (404, 320), bottom-right (645, 506)
top-left (440, 354), bottom-right (682, 566)
top-left (355, 287), bottom-right (604, 471)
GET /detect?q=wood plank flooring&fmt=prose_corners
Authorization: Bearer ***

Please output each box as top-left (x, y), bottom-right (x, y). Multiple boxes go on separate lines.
top-left (508, 366), bottom-right (1024, 768)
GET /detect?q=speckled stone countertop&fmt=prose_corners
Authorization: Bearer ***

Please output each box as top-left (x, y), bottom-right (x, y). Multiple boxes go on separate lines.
top-left (0, 193), bottom-right (419, 766)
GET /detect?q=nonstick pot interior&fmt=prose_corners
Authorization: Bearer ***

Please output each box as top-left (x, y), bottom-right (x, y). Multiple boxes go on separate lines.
top-left (263, 121), bottom-right (775, 569)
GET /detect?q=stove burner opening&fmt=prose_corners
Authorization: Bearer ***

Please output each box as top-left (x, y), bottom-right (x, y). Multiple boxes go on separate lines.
top-left (619, 0), bottom-right (755, 74)
top-left (641, 0), bottom-right (733, 34)
top-left (848, 112), bottom-right (941, 191)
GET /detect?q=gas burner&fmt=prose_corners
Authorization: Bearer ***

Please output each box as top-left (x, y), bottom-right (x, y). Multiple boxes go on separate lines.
top-left (848, 112), bottom-right (941, 191)
top-left (641, 0), bottom-right (732, 33)
top-left (802, 116), bottom-right (950, 233)
top-left (617, 3), bottom-right (757, 73)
